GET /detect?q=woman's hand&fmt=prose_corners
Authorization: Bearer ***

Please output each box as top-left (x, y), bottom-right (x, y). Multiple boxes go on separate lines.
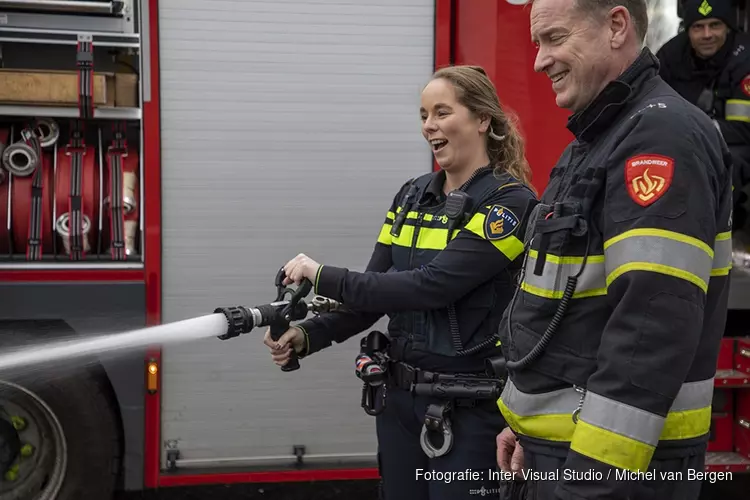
top-left (283, 253), bottom-right (321, 285)
top-left (263, 326), bottom-right (305, 366)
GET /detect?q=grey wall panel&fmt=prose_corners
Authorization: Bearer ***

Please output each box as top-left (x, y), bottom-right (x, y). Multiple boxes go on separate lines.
top-left (158, 0), bottom-right (434, 468)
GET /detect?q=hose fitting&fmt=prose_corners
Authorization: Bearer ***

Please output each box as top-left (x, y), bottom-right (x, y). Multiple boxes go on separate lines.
top-left (214, 306), bottom-right (254, 340)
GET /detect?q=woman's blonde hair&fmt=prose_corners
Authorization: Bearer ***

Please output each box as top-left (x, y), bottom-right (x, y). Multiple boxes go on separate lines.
top-left (430, 65), bottom-right (535, 192)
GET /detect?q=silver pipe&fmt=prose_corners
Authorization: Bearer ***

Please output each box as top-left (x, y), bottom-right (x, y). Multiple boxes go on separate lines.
top-left (0, 0), bottom-right (116, 15)
top-left (174, 452), bottom-right (377, 469)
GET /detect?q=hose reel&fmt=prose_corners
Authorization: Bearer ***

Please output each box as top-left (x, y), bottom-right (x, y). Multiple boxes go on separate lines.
top-left (55, 212), bottom-right (92, 255)
top-left (2, 142), bottom-right (39, 177)
top-left (0, 119), bottom-right (59, 178)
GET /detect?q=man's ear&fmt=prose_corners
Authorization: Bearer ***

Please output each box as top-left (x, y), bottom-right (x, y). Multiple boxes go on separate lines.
top-left (609, 5), bottom-right (630, 49)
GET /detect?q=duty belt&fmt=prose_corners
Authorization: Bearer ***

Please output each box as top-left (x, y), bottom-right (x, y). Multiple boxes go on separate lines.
top-left (354, 330), bottom-right (508, 459)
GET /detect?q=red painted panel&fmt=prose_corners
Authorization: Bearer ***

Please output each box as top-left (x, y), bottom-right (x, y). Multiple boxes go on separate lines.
top-left (143, 0), bottom-right (163, 489)
top-left (453, 0), bottom-right (572, 194)
top-left (736, 389), bottom-right (750, 460)
top-left (159, 468), bottom-right (380, 488)
top-left (434, 0), bottom-right (453, 71)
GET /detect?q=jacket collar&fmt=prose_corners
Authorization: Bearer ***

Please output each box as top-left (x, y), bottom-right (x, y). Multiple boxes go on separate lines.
top-left (567, 47), bottom-right (660, 143)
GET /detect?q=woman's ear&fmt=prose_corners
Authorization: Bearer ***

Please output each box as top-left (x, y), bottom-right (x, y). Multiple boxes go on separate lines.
top-left (478, 115), bottom-right (490, 134)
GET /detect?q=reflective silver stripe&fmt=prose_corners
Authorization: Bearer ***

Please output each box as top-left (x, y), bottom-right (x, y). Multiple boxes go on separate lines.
top-left (604, 230), bottom-right (713, 290)
top-left (670, 378), bottom-right (714, 412)
top-left (503, 377), bottom-right (714, 418)
top-left (500, 379), bottom-right (579, 415)
top-left (579, 391), bottom-right (664, 446)
top-left (712, 233), bottom-right (732, 274)
top-left (726, 99), bottom-right (750, 120)
top-left (521, 251), bottom-right (607, 298)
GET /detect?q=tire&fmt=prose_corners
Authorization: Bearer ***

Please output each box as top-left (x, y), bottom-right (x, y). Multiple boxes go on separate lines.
top-left (0, 364), bottom-right (122, 500)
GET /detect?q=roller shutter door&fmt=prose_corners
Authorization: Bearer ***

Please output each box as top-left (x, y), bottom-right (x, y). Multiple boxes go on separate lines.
top-left (157, 0), bottom-right (435, 467)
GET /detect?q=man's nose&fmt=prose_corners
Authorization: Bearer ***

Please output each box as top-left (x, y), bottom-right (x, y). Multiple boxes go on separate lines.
top-left (534, 46), bottom-right (551, 74)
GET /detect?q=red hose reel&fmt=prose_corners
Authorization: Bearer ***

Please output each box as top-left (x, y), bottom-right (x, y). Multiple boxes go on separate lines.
top-left (0, 119), bottom-right (140, 261)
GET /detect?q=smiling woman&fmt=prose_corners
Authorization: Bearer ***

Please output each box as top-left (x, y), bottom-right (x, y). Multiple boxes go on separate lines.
top-left (265, 64), bottom-right (539, 500)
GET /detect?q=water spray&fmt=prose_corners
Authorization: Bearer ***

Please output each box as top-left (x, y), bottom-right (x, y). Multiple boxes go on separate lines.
top-left (213, 267), bottom-right (340, 371)
top-left (0, 267), bottom-right (339, 375)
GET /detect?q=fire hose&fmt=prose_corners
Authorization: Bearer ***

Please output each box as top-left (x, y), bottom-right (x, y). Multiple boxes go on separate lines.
top-left (0, 121), bottom-right (61, 259)
top-left (213, 267), bottom-right (341, 372)
top-left (0, 128), bottom-right (10, 255)
top-left (102, 123), bottom-right (139, 259)
top-left (55, 122), bottom-right (98, 259)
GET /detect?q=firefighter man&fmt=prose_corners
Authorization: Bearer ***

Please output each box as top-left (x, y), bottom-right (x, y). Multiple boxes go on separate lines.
top-left (495, 1), bottom-right (733, 499)
top-left (657, 0), bottom-right (750, 229)
top-left (265, 65), bottom-right (538, 500)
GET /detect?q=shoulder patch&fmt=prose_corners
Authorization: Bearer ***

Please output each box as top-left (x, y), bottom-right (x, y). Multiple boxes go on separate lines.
top-left (484, 205), bottom-right (519, 240)
top-left (625, 154), bottom-right (674, 207)
top-left (742, 74), bottom-right (750, 97)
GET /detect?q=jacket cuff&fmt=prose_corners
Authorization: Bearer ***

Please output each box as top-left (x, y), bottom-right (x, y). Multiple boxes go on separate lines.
top-left (314, 264), bottom-right (347, 301)
top-left (294, 324), bottom-right (311, 358)
top-left (296, 323), bottom-right (326, 356)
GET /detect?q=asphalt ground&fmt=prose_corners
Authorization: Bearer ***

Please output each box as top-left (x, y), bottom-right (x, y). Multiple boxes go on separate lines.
top-left (115, 475), bottom-right (750, 500)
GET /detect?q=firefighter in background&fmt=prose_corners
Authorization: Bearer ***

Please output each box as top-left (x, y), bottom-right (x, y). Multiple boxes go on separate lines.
top-left (495, 0), bottom-right (733, 499)
top-left (657, 0), bottom-right (750, 229)
top-left (264, 66), bottom-right (538, 500)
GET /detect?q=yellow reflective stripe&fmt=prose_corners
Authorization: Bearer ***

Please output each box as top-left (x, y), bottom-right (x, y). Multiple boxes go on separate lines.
top-left (712, 231), bottom-right (732, 276)
top-left (571, 420), bottom-right (655, 472)
top-left (496, 382), bottom-right (578, 442)
top-left (498, 379), bottom-right (713, 449)
top-left (604, 228), bottom-right (713, 292)
top-left (377, 223), bottom-right (393, 245)
top-left (463, 211), bottom-right (525, 259)
top-left (519, 250), bottom-right (607, 299)
top-left (660, 406), bottom-right (712, 440)
top-left (726, 99), bottom-right (750, 122)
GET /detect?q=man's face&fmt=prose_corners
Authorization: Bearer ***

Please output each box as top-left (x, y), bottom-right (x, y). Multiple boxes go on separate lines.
top-left (531, 0), bottom-right (616, 113)
top-left (688, 18), bottom-right (729, 59)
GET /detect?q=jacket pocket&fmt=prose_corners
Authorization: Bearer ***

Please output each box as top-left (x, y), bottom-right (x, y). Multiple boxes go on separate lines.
top-left (627, 291), bottom-right (703, 399)
top-left (509, 321), bottom-right (597, 386)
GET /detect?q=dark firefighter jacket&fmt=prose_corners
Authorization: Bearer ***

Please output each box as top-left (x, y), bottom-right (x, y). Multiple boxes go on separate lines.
top-left (657, 30), bottom-right (750, 198)
top-left (497, 48), bottom-right (733, 500)
top-left (294, 167), bottom-right (538, 373)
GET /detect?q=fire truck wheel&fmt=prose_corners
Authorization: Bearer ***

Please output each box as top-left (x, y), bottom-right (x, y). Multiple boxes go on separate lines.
top-left (0, 366), bottom-right (122, 500)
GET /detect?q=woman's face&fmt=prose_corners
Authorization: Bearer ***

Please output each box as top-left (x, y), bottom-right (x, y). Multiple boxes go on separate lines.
top-left (420, 78), bottom-right (488, 172)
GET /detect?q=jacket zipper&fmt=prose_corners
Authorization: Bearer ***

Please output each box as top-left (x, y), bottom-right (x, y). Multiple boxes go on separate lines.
top-left (409, 212), bottom-right (425, 341)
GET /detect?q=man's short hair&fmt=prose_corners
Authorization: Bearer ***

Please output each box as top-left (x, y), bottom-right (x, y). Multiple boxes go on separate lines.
top-left (575, 0), bottom-right (649, 43)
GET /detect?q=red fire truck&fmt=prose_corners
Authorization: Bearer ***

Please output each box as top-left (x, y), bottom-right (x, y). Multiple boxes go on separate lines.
top-left (0, 0), bottom-right (746, 499)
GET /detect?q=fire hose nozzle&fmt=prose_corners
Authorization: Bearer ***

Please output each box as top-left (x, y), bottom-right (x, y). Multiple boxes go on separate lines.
top-left (214, 306), bottom-right (255, 340)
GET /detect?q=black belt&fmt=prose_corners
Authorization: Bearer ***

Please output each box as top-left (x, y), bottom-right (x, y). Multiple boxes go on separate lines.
top-left (387, 360), bottom-right (491, 390)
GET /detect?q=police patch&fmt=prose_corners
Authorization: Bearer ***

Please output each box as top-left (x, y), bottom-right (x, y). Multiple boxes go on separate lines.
top-left (484, 205), bottom-right (519, 241)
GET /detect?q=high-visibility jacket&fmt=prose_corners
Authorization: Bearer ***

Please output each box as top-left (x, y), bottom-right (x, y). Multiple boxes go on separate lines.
top-left (657, 29), bottom-right (750, 205)
top-left (497, 48), bottom-right (733, 499)
top-left (297, 166), bottom-right (537, 373)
